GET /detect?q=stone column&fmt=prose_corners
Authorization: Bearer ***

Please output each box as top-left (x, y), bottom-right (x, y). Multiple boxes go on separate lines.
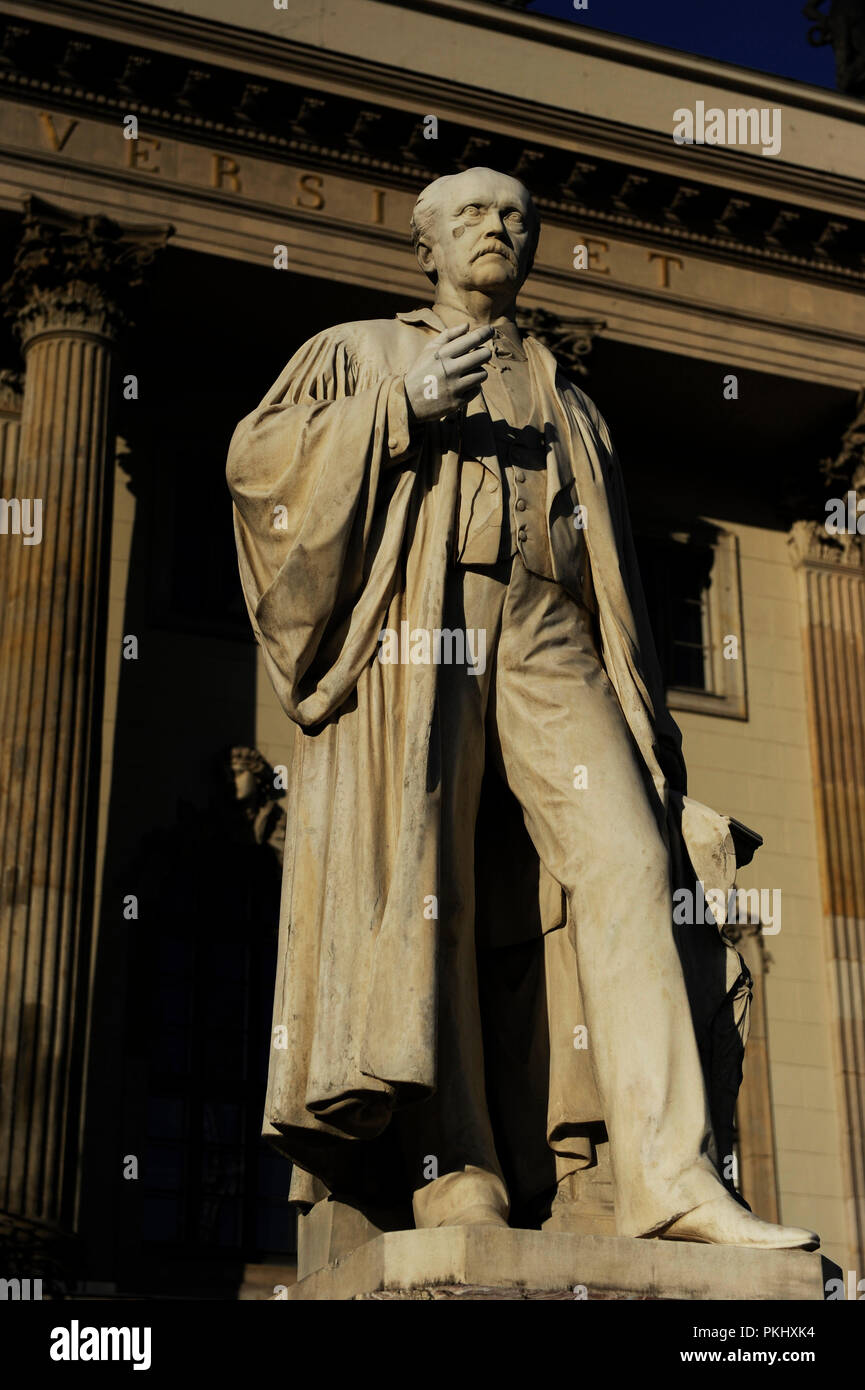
top-left (727, 922), bottom-right (780, 1224)
top-left (0, 198), bottom-right (169, 1260)
top-left (0, 371), bottom-right (23, 657)
top-left (789, 510), bottom-right (865, 1274)
top-left (0, 369), bottom-right (22, 486)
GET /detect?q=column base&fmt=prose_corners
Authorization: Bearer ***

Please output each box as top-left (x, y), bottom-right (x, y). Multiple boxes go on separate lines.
top-left (282, 1227), bottom-right (834, 1301)
top-left (0, 1211), bottom-right (76, 1293)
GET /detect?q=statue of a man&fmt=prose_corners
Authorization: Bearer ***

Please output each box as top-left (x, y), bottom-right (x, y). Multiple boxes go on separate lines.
top-left (227, 168), bottom-right (817, 1250)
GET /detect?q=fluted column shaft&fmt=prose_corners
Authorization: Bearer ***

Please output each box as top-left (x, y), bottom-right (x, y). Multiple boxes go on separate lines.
top-left (733, 927), bottom-right (780, 1223)
top-left (790, 521), bottom-right (865, 1274)
top-left (0, 198), bottom-right (169, 1241)
top-left (0, 330), bottom-right (112, 1227)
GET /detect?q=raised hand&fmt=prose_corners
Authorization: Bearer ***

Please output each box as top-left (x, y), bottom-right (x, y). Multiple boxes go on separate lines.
top-left (403, 323), bottom-right (494, 424)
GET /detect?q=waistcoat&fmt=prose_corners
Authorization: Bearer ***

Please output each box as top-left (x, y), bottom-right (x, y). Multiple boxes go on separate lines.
top-left (455, 331), bottom-right (584, 589)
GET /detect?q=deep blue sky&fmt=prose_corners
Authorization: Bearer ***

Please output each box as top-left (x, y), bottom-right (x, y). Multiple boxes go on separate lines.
top-left (528, 1), bottom-right (839, 90)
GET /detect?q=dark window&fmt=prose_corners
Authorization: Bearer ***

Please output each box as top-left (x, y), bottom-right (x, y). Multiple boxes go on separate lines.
top-left (634, 534), bottom-right (714, 692)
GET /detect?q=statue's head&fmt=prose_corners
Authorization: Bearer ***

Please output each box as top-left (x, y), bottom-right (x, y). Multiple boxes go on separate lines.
top-left (226, 745), bottom-right (274, 805)
top-left (410, 167), bottom-right (540, 304)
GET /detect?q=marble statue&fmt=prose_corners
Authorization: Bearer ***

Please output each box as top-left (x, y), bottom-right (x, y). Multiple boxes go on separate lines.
top-left (226, 168), bottom-right (819, 1252)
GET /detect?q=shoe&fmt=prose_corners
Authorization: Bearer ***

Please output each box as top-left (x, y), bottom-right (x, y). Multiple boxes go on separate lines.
top-left (657, 1197), bottom-right (819, 1251)
top-left (437, 1204), bottom-right (510, 1228)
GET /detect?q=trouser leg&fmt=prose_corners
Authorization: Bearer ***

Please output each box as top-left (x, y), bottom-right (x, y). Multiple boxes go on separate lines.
top-left (401, 564), bottom-right (510, 1229)
top-left (491, 559), bottom-right (725, 1237)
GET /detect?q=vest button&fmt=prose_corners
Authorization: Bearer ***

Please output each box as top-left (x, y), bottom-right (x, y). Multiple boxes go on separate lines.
top-left (514, 470), bottom-right (526, 484)
top-left (518, 527), bottom-right (528, 542)
top-left (515, 498), bottom-right (527, 512)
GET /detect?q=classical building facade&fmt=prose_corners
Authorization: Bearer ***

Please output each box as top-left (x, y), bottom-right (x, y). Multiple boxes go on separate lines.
top-left (0, 0), bottom-right (863, 1293)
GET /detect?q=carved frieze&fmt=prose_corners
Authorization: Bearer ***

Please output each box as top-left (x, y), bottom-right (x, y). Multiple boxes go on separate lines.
top-left (788, 518), bottom-right (865, 570)
top-left (0, 14), bottom-right (863, 285)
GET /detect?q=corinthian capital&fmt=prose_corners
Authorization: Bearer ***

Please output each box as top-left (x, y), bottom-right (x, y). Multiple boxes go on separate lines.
top-left (1, 196), bottom-right (173, 345)
top-left (788, 518), bottom-right (865, 571)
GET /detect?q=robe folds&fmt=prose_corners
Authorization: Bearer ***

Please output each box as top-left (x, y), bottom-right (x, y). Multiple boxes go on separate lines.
top-left (226, 308), bottom-right (753, 1210)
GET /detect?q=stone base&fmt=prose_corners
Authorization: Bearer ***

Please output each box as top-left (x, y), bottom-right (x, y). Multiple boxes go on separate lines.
top-left (238, 1263), bottom-right (297, 1300)
top-left (296, 1196), bottom-right (409, 1280)
top-left (283, 1227), bottom-right (832, 1301)
top-left (543, 1149), bottom-right (616, 1237)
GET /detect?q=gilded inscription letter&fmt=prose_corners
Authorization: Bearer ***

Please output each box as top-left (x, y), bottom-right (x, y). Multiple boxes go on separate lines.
top-left (38, 113), bottom-right (79, 152)
top-left (212, 154), bottom-right (242, 193)
top-left (295, 173), bottom-right (325, 210)
top-left (648, 252), bottom-right (684, 288)
top-left (127, 136), bottom-right (161, 174)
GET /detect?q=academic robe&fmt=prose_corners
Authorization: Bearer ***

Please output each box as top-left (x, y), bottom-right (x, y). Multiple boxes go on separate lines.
top-left (226, 308), bottom-right (752, 1211)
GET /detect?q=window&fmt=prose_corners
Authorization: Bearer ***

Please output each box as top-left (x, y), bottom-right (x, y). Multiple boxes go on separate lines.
top-left (634, 525), bottom-right (747, 719)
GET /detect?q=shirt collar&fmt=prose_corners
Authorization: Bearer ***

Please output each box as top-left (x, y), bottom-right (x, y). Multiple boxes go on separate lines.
top-left (395, 304), bottom-right (527, 360)
top-left (395, 306), bottom-right (444, 331)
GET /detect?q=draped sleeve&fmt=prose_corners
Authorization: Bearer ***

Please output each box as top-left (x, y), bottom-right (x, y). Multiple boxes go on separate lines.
top-left (226, 327), bottom-right (417, 727)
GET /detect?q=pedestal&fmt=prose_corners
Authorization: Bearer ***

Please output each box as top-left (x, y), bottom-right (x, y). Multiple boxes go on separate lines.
top-left (283, 1227), bottom-right (832, 1301)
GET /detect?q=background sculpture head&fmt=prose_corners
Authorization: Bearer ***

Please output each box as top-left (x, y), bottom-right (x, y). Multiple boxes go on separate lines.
top-left (409, 167), bottom-right (540, 308)
top-left (225, 745), bottom-right (282, 810)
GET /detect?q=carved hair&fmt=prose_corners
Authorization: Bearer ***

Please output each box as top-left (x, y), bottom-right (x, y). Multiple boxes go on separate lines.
top-left (225, 745), bottom-right (284, 802)
top-left (228, 745), bottom-right (269, 778)
top-left (409, 169), bottom-right (540, 285)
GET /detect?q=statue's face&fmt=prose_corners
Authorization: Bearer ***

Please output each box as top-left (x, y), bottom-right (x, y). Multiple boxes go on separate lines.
top-left (418, 169), bottom-right (536, 298)
top-left (232, 766), bottom-right (257, 800)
